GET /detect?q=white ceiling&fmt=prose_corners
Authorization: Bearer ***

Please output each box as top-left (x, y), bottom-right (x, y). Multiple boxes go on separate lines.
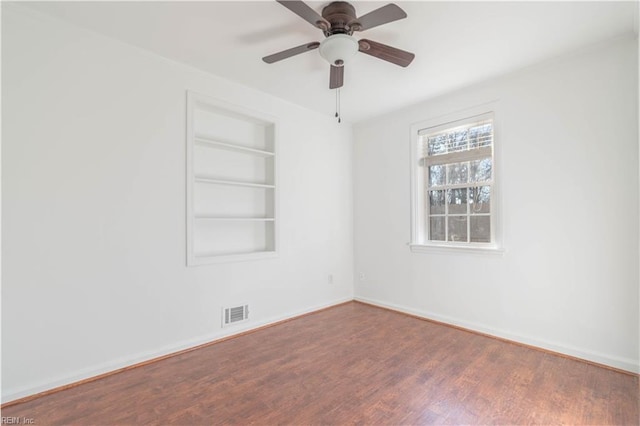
top-left (21, 1), bottom-right (638, 122)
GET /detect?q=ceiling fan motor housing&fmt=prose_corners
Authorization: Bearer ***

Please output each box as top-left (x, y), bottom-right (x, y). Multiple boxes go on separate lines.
top-left (322, 1), bottom-right (359, 35)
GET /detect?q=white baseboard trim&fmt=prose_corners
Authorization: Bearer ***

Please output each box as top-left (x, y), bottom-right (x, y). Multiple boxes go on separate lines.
top-left (2, 297), bottom-right (353, 404)
top-left (355, 296), bottom-right (640, 374)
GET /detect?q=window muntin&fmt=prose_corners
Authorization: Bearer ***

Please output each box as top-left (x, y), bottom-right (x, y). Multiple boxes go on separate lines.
top-left (417, 113), bottom-right (495, 246)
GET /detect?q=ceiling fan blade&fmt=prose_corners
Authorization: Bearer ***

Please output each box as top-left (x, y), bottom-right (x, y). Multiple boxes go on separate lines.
top-left (262, 42), bottom-right (320, 64)
top-left (358, 39), bottom-right (415, 67)
top-left (276, 0), bottom-right (330, 30)
top-left (329, 65), bottom-right (344, 89)
top-left (353, 4), bottom-right (407, 32)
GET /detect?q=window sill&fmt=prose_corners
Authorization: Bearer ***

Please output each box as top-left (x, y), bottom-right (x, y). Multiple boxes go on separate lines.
top-left (409, 243), bottom-right (505, 256)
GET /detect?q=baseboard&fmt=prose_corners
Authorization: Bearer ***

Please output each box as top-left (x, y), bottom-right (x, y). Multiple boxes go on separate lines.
top-left (1, 297), bottom-right (353, 406)
top-left (355, 296), bottom-right (640, 375)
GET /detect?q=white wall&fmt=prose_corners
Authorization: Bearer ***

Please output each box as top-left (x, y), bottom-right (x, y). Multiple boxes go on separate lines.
top-left (353, 36), bottom-right (639, 372)
top-left (1, 5), bottom-right (354, 402)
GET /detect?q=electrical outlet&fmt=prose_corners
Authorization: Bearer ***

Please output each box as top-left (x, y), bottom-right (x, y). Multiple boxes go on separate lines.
top-left (328, 274), bottom-right (334, 284)
top-left (359, 272), bottom-right (366, 281)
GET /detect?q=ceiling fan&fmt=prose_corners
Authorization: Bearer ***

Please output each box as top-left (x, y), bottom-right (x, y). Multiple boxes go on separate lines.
top-left (263, 1), bottom-right (415, 90)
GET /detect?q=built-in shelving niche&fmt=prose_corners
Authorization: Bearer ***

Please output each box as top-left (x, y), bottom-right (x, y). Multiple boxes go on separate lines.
top-left (186, 92), bottom-right (277, 265)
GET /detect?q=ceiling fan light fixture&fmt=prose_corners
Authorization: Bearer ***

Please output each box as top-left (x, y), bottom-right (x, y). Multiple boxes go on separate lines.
top-left (319, 34), bottom-right (358, 67)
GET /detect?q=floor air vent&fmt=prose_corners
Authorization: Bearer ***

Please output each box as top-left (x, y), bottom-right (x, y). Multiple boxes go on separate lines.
top-left (223, 304), bottom-right (249, 327)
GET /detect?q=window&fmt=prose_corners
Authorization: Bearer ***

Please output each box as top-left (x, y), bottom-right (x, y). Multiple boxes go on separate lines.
top-left (411, 108), bottom-right (499, 251)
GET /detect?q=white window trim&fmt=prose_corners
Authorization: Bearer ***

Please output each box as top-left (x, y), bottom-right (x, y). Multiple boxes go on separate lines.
top-left (409, 101), bottom-right (504, 254)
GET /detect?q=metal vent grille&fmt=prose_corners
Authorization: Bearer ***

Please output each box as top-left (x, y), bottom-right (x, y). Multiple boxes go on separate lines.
top-left (223, 305), bottom-right (249, 327)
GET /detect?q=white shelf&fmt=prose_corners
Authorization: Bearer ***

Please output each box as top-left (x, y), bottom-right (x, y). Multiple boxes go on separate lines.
top-left (194, 216), bottom-right (275, 221)
top-left (194, 135), bottom-right (274, 157)
top-left (191, 250), bottom-right (278, 265)
top-left (187, 91), bottom-right (278, 266)
top-left (194, 176), bottom-right (275, 189)
top-left (194, 250), bottom-right (277, 258)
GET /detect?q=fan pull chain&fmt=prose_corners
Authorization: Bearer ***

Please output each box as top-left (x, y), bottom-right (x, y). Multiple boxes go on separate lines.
top-left (335, 89), bottom-right (341, 123)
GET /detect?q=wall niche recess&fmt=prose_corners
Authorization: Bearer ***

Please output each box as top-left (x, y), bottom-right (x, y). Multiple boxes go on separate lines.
top-left (186, 92), bottom-right (277, 265)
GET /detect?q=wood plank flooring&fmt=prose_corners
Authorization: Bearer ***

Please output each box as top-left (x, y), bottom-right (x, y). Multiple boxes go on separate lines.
top-left (3, 301), bottom-right (638, 425)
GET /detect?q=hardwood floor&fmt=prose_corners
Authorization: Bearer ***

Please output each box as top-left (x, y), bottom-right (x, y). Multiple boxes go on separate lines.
top-left (3, 302), bottom-right (638, 425)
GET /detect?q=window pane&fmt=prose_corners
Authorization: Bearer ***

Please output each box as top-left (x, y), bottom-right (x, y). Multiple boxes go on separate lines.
top-left (469, 123), bottom-right (492, 148)
top-left (429, 190), bottom-right (445, 214)
top-left (470, 186), bottom-right (491, 214)
top-left (429, 216), bottom-right (445, 241)
top-left (447, 188), bottom-right (467, 214)
top-left (448, 216), bottom-right (467, 242)
top-left (428, 165), bottom-right (445, 187)
top-left (470, 216), bottom-right (490, 242)
top-left (448, 129), bottom-right (468, 153)
top-left (446, 162), bottom-right (468, 185)
top-left (427, 134), bottom-right (447, 156)
top-left (470, 158), bottom-right (492, 183)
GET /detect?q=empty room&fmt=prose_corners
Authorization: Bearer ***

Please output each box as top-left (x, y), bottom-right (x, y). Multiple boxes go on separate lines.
top-left (2, 1), bottom-right (638, 424)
